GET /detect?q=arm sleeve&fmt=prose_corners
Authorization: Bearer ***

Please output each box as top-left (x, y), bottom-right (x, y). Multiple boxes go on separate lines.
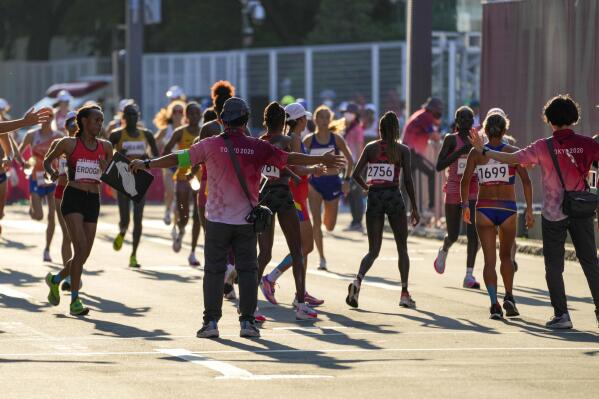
top-left (516, 140), bottom-right (541, 166)
top-left (189, 140), bottom-right (207, 166)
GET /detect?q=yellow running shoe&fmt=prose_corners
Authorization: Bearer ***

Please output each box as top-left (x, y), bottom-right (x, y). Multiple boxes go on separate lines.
top-left (113, 232), bottom-right (124, 251)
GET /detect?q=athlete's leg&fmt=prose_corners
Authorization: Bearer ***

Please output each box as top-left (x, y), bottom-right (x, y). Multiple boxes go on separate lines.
top-left (308, 185), bottom-right (325, 260)
top-left (191, 191), bottom-right (201, 254)
top-left (322, 198), bottom-right (340, 231)
top-left (466, 200), bottom-right (480, 270)
top-left (442, 203), bottom-right (461, 251)
top-left (131, 195), bottom-right (146, 257)
top-left (117, 191), bottom-right (130, 235)
top-left (0, 180), bottom-right (6, 220)
top-left (388, 209), bottom-right (410, 292)
top-left (45, 194), bottom-right (56, 253)
top-left (163, 169), bottom-right (175, 222)
top-left (498, 214), bottom-right (517, 296)
top-left (276, 207), bottom-right (305, 303)
top-left (176, 180), bottom-right (191, 231)
top-left (257, 218), bottom-right (276, 281)
top-left (56, 201), bottom-right (73, 266)
top-left (356, 212), bottom-right (385, 281)
top-left (476, 211), bottom-right (498, 305)
top-left (29, 192), bottom-right (44, 221)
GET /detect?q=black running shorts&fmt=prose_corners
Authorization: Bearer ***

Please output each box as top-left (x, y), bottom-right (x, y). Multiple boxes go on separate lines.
top-left (61, 186), bottom-right (101, 223)
top-left (259, 184), bottom-right (295, 214)
top-left (366, 186), bottom-right (405, 216)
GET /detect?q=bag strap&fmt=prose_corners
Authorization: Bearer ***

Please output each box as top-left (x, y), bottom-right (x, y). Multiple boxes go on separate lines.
top-left (546, 138), bottom-right (567, 190)
top-left (221, 132), bottom-right (254, 207)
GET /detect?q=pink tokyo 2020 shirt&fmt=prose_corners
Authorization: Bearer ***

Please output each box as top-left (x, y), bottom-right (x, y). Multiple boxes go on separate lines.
top-left (516, 129), bottom-right (599, 221)
top-left (189, 129), bottom-right (289, 225)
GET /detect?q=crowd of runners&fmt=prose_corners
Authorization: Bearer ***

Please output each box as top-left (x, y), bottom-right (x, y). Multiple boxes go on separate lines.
top-left (0, 82), bottom-right (598, 337)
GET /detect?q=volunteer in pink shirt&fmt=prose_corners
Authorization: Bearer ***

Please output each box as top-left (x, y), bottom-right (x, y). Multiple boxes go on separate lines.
top-left (131, 97), bottom-right (345, 339)
top-left (470, 95), bottom-right (599, 330)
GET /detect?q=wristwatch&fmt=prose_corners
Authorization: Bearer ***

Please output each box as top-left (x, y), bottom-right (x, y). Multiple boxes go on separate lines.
top-left (144, 159), bottom-right (151, 169)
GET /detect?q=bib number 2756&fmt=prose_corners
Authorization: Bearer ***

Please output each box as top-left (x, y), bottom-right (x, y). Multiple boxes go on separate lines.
top-left (366, 163), bottom-right (394, 183)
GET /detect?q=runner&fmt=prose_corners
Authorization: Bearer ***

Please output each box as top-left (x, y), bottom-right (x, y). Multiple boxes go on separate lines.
top-left (130, 97), bottom-right (345, 338)
top-left (43, 104), bottom-right (113, 316)
top-left (304, 104), bottom-right (354, 270)
top-left (18, 109), bottom-right (64, 262)
top-left (154, 100), bottom-right (186, 226)
top-left (470, 95), bottom-right (599, 328)
top-left (433, 106), bottom-right (481, 288)
top-left (256, 102), bottom-right (318, 320)
top-left (163, 102), bottom-right (202, 260)
top-left (53, 90), bottom-right (72, 133)
top-left (261, 102), bottom-right (326, 307)
top-left (110, 103), bottom-right (159, 268)
top-left (46, 111), bottom-right (78, 290)
top-left (346, 111), bottom-right (420, 308)
top-left (461, 111), bottom-right (533, 319)
top-left (106, 99), bottom-right (135, 136)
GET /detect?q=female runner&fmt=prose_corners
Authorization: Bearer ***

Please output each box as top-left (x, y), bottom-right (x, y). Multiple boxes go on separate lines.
top-left (461, 112), bottom-right (533, 319)
top-left (44, 105), bottom-right (113, 315)
top-left (346, 111), bottom-right (420, 308)
top-left (304, 105), bottom-right (354, 270)
top-left (434, 106), bottom-right (481, 288)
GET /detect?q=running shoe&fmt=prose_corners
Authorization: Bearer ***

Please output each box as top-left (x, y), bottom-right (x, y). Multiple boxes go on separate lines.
top-left (45, 272), bottom-right (60, 306)
top-left (173, 228), bottom-right (184, 253)
top-left (170, 225), bottom-right (178, 241)
top-left (163, 208), bottom-right (171, 225)
top-left (399, 291), bottom-right (416, 308)
top-left (296, 303), bottom-right (318, 320)
top-left (489, 303), bottom-right (503, 320)
top-left (433, 248), bottom-right (447, 274)
top-left (223, 283), bottom-right (236, 300)
top-left (129, 255), bottom-right (141, 268)
top-left (463, 275), bottom-right (481, 289)
top-left (240, 321), bottom-right (261, 338)
top-left (254, 310), bottom-right (266, 324)
top-left (43, 249), bottom-right (52, 263)
top-left (305, 291), bottom-right (324, 307)
top-left (346, 281), bottom-right (360, 308)
top-left (113, 232), bottom-right (124, 251)
top-left (545, 313), bottom-right (573, 329)
top-left (318, 258), bottom-right (328, 271)
top-left (343, 222), bottom-right (364, 233)
top-left (188, 252), bottom-right (200, 266)
top-left (503, 295), bottom-right (520, 317)
top-left (196, 321), bottom-right (219, 338)
top-left (70, 298), bottom-right (90, 316)
top-left (260, 276), bottom-right (278, 305)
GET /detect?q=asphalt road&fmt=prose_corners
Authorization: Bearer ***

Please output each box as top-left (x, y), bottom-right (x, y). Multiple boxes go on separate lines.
top-left (1, 204), bottom-right (598, 399)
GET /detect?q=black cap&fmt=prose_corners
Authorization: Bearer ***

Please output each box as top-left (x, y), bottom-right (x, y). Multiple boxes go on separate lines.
top-left (340, 102), bottom-right (360, 114)
top-left (423, 97), bottom-right (443, 114)
top-left (220, 97), bottom-right (250, 122)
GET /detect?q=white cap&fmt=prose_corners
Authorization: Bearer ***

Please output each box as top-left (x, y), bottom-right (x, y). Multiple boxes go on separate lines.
top-left (486, 107), bottom-right (506, 118)
top-left (57, 90), bottom-right (72, 102)
top-left (364, 103), bottom-right (377, 113)
top-left (285, 102), bottom-right (312, 121)
top-left (0, 98), bottom-right (9, 110)
top-left (119, 98), bottom-right (135, 112)
top-left (166, 85), bottom-right (185, 100)
top-left (65, 111), bottom-right (77, 122)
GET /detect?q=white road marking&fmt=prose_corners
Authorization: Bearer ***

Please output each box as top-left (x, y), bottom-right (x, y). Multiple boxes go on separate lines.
top-left (157, 348), bottom-right (333, 380)
top-left (0, 286), bottom-right (34, 300)
top-left (307, 269), bottom-right (403, 291)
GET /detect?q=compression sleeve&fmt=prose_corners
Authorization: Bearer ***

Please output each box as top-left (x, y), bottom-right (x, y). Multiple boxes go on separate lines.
top-left (177, 149), bottom-right (191, 168)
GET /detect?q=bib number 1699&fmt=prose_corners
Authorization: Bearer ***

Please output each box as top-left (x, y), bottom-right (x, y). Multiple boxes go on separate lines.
top-left (476, 164), bottom-right (509, 184)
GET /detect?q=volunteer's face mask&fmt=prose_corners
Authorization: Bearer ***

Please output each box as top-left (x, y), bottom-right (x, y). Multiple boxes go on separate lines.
top-left (344, 112), bottom-right (356, 123)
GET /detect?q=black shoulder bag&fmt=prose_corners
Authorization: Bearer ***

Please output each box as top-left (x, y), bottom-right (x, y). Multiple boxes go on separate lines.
top-left (221, 133), bottom-right (273, 233)
top-left (546, 138), bottom-right (598, 218)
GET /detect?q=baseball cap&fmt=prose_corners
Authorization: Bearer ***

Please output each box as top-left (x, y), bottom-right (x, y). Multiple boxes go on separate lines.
top-left (65, 111), bottom-right (77, 122)
top-left (166, 85), bottom-right (185, 100)
top-left (220, 97), bottom-right (250, 122)
top-left (57, 90), bottom-right (72, 103)
top-left (340, 102), bottom-right (360, 114)
top-left (118, 98), bottom-right (135, 113)
top-left (486, 107), bottom-right (506, 118)
top-left (285, 102), bottom-right (312, 121)
top-left (364, 103), bottom-right (377, 113)
top-left (423, 97), bottom-right (443, 114)
top-left (0, 98), bottom-right (9, 111)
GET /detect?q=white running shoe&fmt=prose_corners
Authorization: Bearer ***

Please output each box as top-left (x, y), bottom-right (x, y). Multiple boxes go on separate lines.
top-left (346, 280), bottom-right (360, 308)
top-left (296, 302), bottom-right (318, 320)
top-left (318, 258), bottom-right (328, 271)
top-left (188, 252), bottom-right (200, 266)
top-left (434, 248), bottom-right (447, 274)
top-left (399, 292), bottom-right (416, 308)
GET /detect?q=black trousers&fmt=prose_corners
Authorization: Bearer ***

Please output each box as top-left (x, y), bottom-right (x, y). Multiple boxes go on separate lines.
top-left (542, 216), bottom-right (599, 319)
top-left (203, 220), bottom-right (258, 324)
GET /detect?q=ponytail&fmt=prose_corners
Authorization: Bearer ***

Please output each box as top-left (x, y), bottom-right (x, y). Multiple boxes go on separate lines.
top-left (379, 111), bottom-right (400, 164)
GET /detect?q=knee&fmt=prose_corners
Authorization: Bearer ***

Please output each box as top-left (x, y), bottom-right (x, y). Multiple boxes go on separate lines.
top-left (446, 232), bottom-right (459, 244)
top-left (324, 221), bottom-right (335, 231)
top-left (303, 241), bottom-right (314, 255)
top-left (31, 211), bottom-right (43, 221)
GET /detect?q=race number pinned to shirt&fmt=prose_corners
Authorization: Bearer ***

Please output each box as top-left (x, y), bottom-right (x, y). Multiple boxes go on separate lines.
top-left (366, 163), bottom-right (394, 183)
top-left (35, 171), bottom-right (47, 186)
top-left (122, 141), bottom-right (146, 156)
top-left (261, 165), bottom-right (280, 179)
top-left (457, 157), bottom-right (468, 175)
top-left (309, 147), bottom-right (334, 156)
top-left (476, 162), bottom-right (509, 185)
top-left (75, 159), bottom-right (102, 182)
top-left (588, 170), bottom-right (597, 190)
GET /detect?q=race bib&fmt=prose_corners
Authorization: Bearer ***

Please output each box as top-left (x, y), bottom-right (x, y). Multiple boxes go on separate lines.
top-left (74, 159), bottom-right (101, 182)
top-left (35, 171), bottom-right (47, 186)
top-left (261, 165), bottom-right (280, 179)
top-left (122, 141), bottom-right (146, 156)
top-left (588, 170), bottom-right (597, 190)
top-left (309, 147), bottom-right (334, 156)
top-left (366, 163), bottom-right (394, 183)
top-left (457, 157), bottom-right (468, 175)
top-left (58, 158), bottom-right (68, 175)
top-left (476, 162), bottom-right (509, 184)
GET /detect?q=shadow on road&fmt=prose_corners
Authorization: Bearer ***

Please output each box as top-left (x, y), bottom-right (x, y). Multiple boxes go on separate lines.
top-left (0, 237), bottom-right (36, 250)
top-left (135, 269), bottom-right (202, 284)
top-left (395, 308), bottom-right (498, 333)
top-left (56, 314), bottom-right (172, 341)
top-left (82, 293), bottom-right (151, 318)
top-left (0, 295), bottom-right (49, 313)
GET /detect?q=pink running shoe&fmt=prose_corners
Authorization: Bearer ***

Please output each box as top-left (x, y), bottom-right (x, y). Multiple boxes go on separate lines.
top-left (260, 276), bottom-right (278, 305)
top-left (434, 248), bottom-right (447, 274)
top-left (254, 310), bottom-right (266, 324)
top-left (463, 275), bottom-right (481, 289)
top-left (304, 291), bottom-right (324, 307)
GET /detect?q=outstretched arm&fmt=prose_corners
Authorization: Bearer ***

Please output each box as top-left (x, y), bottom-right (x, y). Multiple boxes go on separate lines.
top-left (0, 108), bottom-right (53, 135)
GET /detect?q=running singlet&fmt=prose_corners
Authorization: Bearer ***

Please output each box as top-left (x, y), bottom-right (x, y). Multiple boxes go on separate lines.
top-left (477, 143), bottom-right (516, 186)
top-left (67, 138), bottom-right (105, 184)
top-left (444, 134), bottom-right (478, 203)
top-left (308, 133), bottom-right (338, 156)
top-left (174, 128), bottom-right (197, 180)
top-left (32, 130), bottom-right (62, 186)
top-left (260, 134), bottom-right (287, 181)
top-left (365, 141), bottom-right (400, 187)
top-left (115, 129), bottom-right (148, 159)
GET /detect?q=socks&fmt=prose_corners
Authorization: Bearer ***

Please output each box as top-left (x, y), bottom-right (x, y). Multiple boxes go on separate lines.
top-left (268, 254), bottom-right (292, 282)
top-left (487, 285), bottom-right (498, 305)
top-left (268, 268), bottom-right (283, 283)
top-left (466, 267), bottom-right (474, 277)
top-left (52, 273), bottom-right (64, 284)
top-left (71, 290), bottom-right (79, 303)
